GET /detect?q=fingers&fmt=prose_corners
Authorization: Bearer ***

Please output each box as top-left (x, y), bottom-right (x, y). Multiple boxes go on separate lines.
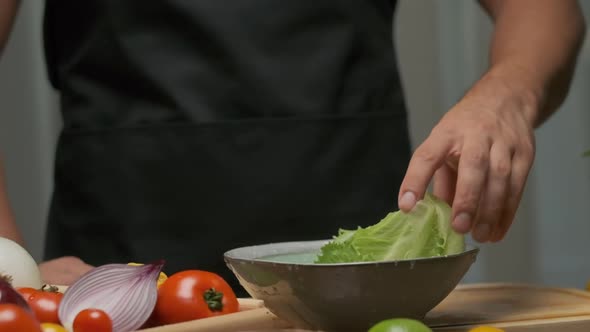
top-left (400, 116), bottom-right (533, 243)
top-left (471, 143), bottom-right (512, 242)
top-left (399, 135), bottom-right (453, 211)
top-left (433, 163), bottom-right (457, 206)
top-left (451, 137), bottom-right (491, 234)
top-left (490, 151), bottom-right (533, 242)
top-left (39, 256), bottom-right (95, 285)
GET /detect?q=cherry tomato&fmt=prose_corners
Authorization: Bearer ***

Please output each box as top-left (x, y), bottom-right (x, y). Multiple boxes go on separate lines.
top-left (153, 270), bottom-right (239, 324)
top-left (16, 287), bottom-right (38, 301)
top-left (72, 308), bottom-right (112, 332)
top-left (28, 287), bottom-right (64, 324)
top-left (41, 322), bottom-right (68, 332)
top-left (0, 303), bottom-right (42, 331)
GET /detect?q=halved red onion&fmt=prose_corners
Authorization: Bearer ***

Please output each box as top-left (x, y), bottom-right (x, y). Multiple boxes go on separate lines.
top-left (58, 260), bottom-right (165, 332)
top-left (0, 277), bottom-right (32, 313)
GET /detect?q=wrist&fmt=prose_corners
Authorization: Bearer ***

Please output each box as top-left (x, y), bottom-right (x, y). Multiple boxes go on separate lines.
top-left (479, 61), bottom-right (544, 128)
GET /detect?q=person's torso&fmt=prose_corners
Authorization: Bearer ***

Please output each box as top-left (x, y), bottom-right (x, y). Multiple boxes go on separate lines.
top-left (43, 0), bottom-right (403, 129)
top-left (42, 0), bottom-right (411, 293)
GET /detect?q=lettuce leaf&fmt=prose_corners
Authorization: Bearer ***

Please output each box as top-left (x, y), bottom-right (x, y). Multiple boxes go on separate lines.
top-left (315, 193), bottom-right (465, 264)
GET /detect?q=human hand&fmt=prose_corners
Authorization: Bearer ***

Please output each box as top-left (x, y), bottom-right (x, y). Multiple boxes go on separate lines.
top-left (38, 256), bottom-right (94, 285)
top-left (398, 71), bottom-right (536, 243)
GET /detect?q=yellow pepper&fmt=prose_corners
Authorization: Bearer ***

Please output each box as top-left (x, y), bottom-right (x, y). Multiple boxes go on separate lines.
top-left (41, 323), bottom-right (67, 332)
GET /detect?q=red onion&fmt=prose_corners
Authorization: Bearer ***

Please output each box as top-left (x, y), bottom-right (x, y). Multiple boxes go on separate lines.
top-left (58, 260), bottom-right (165, 332)
top-left (0, 276), bottom-right (32, 312)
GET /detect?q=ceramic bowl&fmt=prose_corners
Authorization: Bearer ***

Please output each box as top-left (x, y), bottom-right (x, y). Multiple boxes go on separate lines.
top-left (224, 240), bottom-right (479, 331)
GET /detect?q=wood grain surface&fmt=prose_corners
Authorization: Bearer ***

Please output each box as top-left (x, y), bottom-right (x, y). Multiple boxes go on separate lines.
top-left (58, 283), bottom-right (590, 331)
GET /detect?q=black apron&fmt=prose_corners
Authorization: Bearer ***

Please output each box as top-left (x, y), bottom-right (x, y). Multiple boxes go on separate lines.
top-left (42, 0), bottom-right (411, 295)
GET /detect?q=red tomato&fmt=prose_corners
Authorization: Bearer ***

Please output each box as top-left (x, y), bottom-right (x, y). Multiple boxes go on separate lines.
top-left (153, 270), bottom-right (239, 324)
top-left (16, 287), bottom-right (38, 301)
top-left (28, 288), bottom-right (63, 324)
top-left (0, 303), bottom-right (42, 331)
top-left (72, 308), bottom-right (112, 332)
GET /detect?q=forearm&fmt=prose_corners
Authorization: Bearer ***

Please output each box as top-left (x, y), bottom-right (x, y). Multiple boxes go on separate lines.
top-left (0, 161), bottom-right (23, 246)
top-left (0, 0), bottom-right (19, 55)
top-left (478, 0), bottom-right (586, 128)
top-left (0, 0), bottom-right (23, 244)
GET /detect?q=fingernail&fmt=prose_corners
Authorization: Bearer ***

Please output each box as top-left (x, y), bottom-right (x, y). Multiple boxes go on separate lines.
top-left (453, 213), bottom-right (471, 232)
top-left (399, 192), bottom-right (416, 209)
top-left (474, 224), bottom-right (490, 242)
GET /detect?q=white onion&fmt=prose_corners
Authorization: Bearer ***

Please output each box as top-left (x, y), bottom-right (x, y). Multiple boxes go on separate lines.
top-left (0, 237), bottom-right (43, 289)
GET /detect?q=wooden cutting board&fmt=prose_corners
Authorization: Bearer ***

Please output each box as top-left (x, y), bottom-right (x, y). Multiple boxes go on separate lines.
top-left (60, 283), bottom-right (590, 331)
top-left (136, 299), bottom-right (293, 332)
top-left (427, 283), bottom-right (590, 331)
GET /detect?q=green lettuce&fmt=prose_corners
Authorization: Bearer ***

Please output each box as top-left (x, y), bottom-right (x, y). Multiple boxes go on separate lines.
top-left (315, 193), bottom-right (465, 264)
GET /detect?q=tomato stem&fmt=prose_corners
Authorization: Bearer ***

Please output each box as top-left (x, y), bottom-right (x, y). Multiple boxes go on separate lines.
top-left (203, 288), bottom-right (224, 311)
top-left (41, 284), bottom-right (60, 293)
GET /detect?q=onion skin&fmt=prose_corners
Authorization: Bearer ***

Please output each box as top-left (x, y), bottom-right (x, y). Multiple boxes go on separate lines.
top-left (58, 261), bottom-right (165, 332)
top-left (0, 237), bottom-right (43, 289)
